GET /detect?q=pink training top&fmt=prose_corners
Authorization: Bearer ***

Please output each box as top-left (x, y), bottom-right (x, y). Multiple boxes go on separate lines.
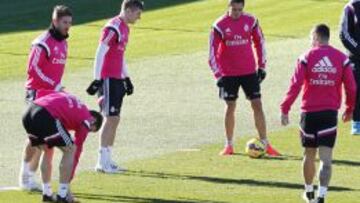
top-left (94, 16), bottom-right (130, 80)
top-left (25, 31), bottom-right (67, 91)
top-left (280, 45), bottom-right (356, 115)
top-left (209, 13), bottom-right (266, 79)
top-left (34, 90), bottom-right (93, 180)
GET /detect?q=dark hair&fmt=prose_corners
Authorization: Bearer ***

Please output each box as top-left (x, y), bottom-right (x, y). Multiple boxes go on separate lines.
top-left (229, 0), bottom-right (245, 5)
top-left (314, 24), bottom-right (330, 41)
top-left (90, 110), bottom-right (103, 132)
top-left (52, 5), bottom-right (72, 19)
top-left (122, 0), bottom-right (144, 11)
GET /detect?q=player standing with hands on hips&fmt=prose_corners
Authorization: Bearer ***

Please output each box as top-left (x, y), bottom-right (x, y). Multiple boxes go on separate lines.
top-left (280, 24), bottom-right (356, 203)
top-left (86, 0), bottom-right (144, 173)
top-left (208, 0), bottom-right (280, 156)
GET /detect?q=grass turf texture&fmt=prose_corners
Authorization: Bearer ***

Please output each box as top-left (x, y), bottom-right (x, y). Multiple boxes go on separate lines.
top-left (1, 0), bottom-right (359, 202)
top-left (1, 124), bottom-right (360, 203)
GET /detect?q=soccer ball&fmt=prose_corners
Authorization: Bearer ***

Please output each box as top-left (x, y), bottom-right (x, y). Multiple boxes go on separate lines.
top-left (245, 138), bottom-right (265, 158)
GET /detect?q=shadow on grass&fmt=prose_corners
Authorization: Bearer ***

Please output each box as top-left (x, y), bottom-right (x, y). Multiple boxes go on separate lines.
top-left (74, 192), bottom-right (227, 203)
top-left (122, 170), bottom-right (357, 192)
top-left (0, 0), bottom-right (201, 35)
top-left (235, 152), bottom-right (360, 167)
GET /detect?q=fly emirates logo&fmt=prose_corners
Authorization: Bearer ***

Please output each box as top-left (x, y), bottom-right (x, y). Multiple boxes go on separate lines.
top-left (52, 52), bottom-right (67, 65)
top-left (225, 35), bottom-right (249, 46)
top-left (310, 56), bottom-right (337, 86)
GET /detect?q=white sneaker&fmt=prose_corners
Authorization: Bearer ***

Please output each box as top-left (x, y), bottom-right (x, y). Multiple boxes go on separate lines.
top-left (95, 161), bottom-right (126, 174)
top-left (19, 174), bottom-right (42, 192)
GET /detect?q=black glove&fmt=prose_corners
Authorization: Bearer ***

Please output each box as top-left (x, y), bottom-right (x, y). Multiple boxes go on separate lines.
top-left (216, 77), bottom-right (224, 88)
top-left (86, 80), bottom-right (103, 95)
top-left (257, 69), bottom-right (266, 84)
top-left (124, 77), bottom-right (134, 96)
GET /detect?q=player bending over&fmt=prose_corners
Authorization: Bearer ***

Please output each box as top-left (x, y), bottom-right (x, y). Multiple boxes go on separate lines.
top-left (22, 90), bottom-right (102, 202)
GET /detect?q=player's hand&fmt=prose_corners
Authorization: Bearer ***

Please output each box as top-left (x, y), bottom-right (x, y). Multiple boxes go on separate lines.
top-left (281, 114), bottom-right (289, 126)
top-left (342, 111), bottom-right (353, 123)
top-left (216, 77), bottom-right (224, 87)
top-left (86, 80), bottom-right (103, 95)
top-left (257, 68), bottom-right (266, 83)
top-left (124, 77), bottom-right (134, 96)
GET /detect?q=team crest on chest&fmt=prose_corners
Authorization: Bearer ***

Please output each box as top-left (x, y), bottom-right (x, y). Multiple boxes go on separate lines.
top-left (244, 24), bottom-right (249, 32)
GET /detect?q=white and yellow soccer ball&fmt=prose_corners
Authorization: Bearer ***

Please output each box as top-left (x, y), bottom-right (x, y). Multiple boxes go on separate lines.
top-left (245, 138), bottom-right (265, 158)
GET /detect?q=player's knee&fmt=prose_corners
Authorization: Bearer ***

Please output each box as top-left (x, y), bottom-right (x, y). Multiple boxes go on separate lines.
top-left (105, 116), bottom-right (120, 126)
top-left (225, 101), bottom-right (236, 112)
top-left (251, 99), bottom-right (263, 112)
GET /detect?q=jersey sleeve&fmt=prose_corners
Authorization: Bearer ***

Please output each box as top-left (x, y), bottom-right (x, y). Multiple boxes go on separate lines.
top-left (280, 57), bottom-right (307, 115)
top-left (208, 27), bottom-right (223, 79)
top-left (93, 28), bottom-right (117, 80)
top-left (28, 45), bottom-right (57, 87)
top-left (70, 125), bottom-right (89, 181)
top-left (340, 5), bottom-right (360, 57)
top-left (121, 59), bottom-right (129, 78)
top-left (342, 58), bottom-right (357, 113)
top-left (251, 19), bottom-right (267, 69)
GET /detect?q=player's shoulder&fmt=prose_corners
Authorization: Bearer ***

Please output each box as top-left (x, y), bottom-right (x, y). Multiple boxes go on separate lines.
top-left (241, 12), bottom-right (258, 28)
top-left (31, 31), bottom-right (52, 56)
top-left (212, 14), bottom-right (229, 27)
top-left (298, 52), bottom-right (309, 65)
top-left (103, 17), bottom-right (123, 39)
top-left (241, 12), bottom-right (257, 21)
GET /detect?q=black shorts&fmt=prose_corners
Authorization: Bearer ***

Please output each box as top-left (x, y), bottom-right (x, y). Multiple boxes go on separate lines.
top-left (98, 78), bottom-right (126, 116)
top-left (22, 103), bottom-right (73, 148)
top-left (25, 89), bottom-right (37, 104)
top-left (300, 110), bottom-right (338, 148)
top-left (219, 73), bottom-right (261, 101)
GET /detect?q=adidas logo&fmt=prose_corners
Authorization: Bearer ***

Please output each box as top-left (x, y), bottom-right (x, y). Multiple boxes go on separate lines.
top-left (225, 27), bottom-right (231, 33)
top-left (312, 56), bottom-right (337, 74)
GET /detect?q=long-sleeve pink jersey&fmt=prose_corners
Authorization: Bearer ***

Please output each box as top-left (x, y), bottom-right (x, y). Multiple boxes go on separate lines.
top-left (25, 31), bottom-right (67, 91)
top-left (34, 90), bottom-right (93, 180)
top-left (280, 45), bottom-right (357, 115)
top-left (93, 16), bottom-right (130, 80)
top-left (209, 13), bottom-right (266, 79)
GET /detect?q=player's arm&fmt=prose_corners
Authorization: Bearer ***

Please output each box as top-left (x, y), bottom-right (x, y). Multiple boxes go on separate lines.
top-left (251, 19), bottom-right (267, 83)
top-left (122, 60), bottom-right (134, 96)
top-left (70, 125), bottom-right (89, 181)
top-left (280, 58), bottom-right (306, 121)
top-left (28, 45), bottom-right (58, 88)
top-left (208, 26), bottom-right (223, 80)
top-left (87, 28), bottom-right (116, 95)
top-left (340, 5), bottom-right (360, 57)
top-left (251, 19), bottom-right (266, 70)
top-left (342, 59), bottom-right (357, 122)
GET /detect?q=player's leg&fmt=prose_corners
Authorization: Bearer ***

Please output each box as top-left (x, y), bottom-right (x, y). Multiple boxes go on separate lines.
top-left (241, 73), bottom-right (280, 156)
top-left (43, 118), bottom-right (76, 202)
top-left (19, 90), bottom-right (42, 191)
top-left (56, 145), bottom-right (76, 202)
top-left (219, 77), bottom-right (239, 155)
top-left (351, 61), bottom-right (360, 135)
top-left (302, 147), bottom-right (317, 203)
top-left (96, 78), bottom-right (126, 172)
top-left (40, 146), bottom-right (54, 200)
top-left (317, 146), bottom-right (333, 202)
top-left (315, 112), bottom-right (337, 203)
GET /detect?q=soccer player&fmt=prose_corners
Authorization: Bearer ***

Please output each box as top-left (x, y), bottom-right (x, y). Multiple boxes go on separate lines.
top-left (208, 0), bottom-right (280, 156)
top-left (22, 90), bottom-right (103, 202)
top-left (86, 0), bottom-right (144, 173)
top-left (20, 5), bottom-right (72, 191)
top-left (340, 0), bottom-right (360, 135)
top-left (280, 24), bottom-right (356, 203)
